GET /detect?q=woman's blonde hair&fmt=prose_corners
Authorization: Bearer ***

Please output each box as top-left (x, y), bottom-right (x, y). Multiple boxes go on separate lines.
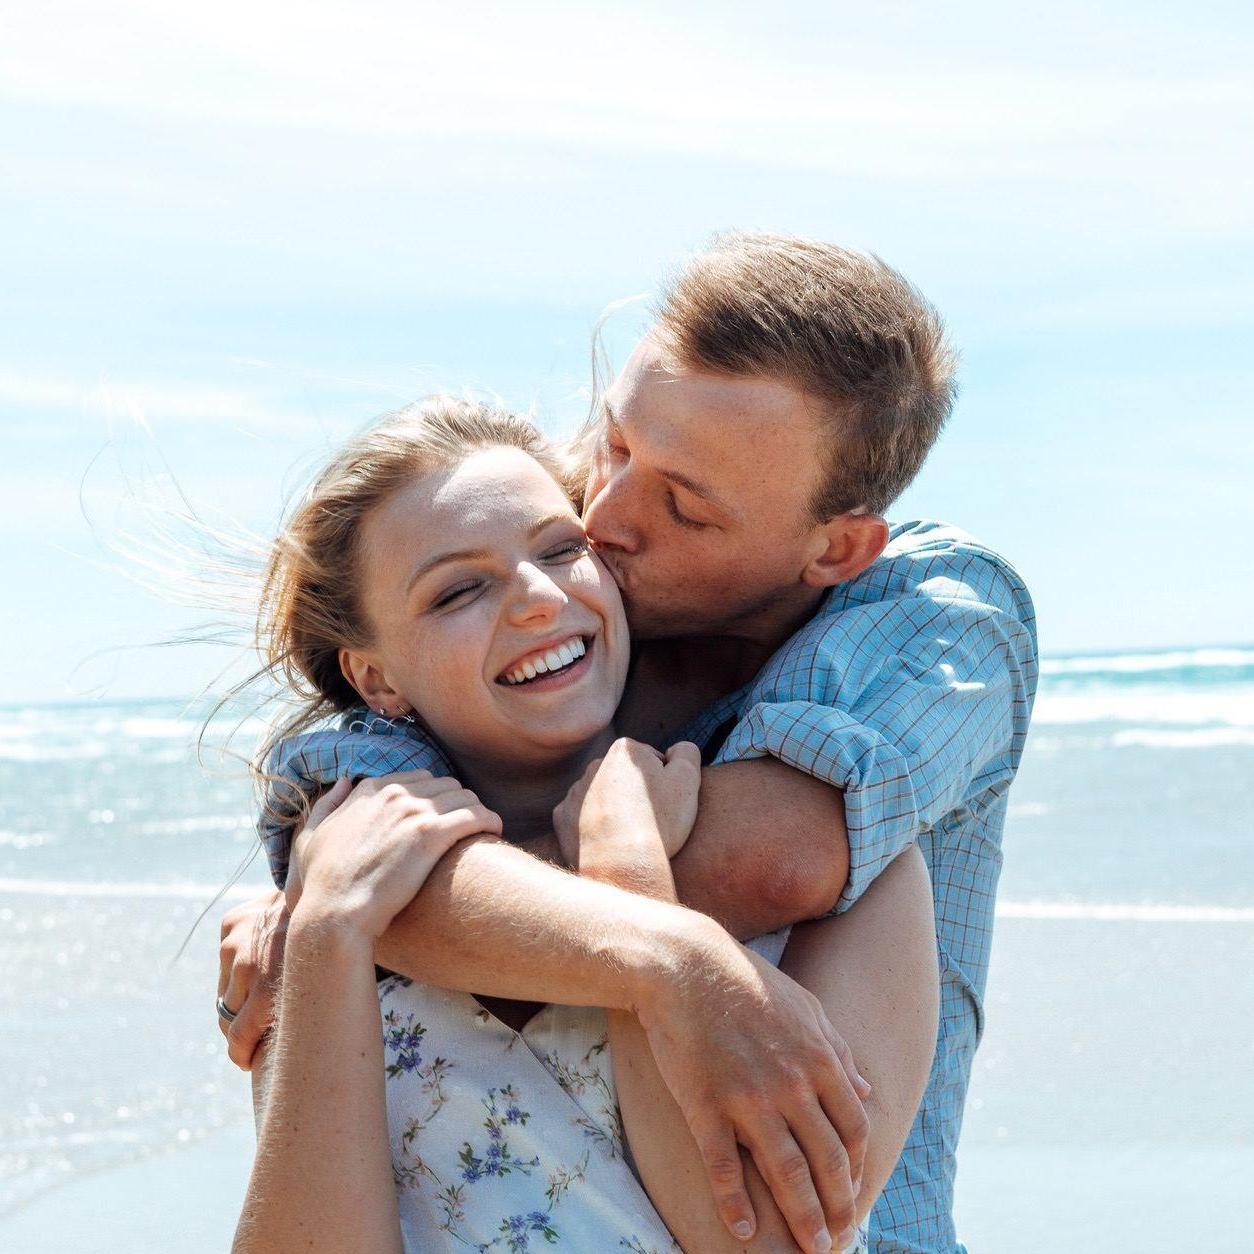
top-left (249, 395), bottom-right (573, 822)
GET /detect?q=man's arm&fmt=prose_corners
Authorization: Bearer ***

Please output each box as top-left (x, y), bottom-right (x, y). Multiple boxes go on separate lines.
top-left (686, 545), bottom-right (1039, 927)
top-left (374, 830), bottom-right (717, 1008)
top-left (669, 758), bottom-right (849, 938)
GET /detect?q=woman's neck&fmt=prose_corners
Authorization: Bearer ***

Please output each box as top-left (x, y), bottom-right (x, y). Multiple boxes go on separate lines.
top-left (446, 726), bottom-right (617, 843)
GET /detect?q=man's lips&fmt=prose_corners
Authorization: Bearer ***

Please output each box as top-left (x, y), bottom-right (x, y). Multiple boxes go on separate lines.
top-left (589, 544), bottom-right (629, 591)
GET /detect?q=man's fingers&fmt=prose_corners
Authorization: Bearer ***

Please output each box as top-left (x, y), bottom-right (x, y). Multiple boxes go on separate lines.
top-left (787, 1100), bottom-right (857, 1242)
top-left (820, 1020), bottom-right (872, 1099)
top-left (816, 1065), bottom-right (870, 1204)
top-left (739, 1112), bottom-right (834, 1254)
top-left (692, 1118), bottom-right (758, 1243)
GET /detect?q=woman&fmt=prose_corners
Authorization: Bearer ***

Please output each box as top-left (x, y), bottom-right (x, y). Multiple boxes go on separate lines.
top-left (228, 397), bottom-right (938, 1253)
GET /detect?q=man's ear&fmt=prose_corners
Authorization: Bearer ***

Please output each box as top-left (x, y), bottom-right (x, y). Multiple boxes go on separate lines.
top-left (801, 512), bottom-right (890, 589)
top-left (338, 647), bottom-right (411, 716)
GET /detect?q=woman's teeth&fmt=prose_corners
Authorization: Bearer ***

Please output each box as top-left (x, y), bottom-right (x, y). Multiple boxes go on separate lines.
top-left (500, 637), bottom-right (587, 686)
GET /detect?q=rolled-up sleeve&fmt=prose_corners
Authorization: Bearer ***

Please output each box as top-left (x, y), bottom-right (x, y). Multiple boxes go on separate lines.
top-left (259, 712), bottom-right (453, 890)
top-left (712, 546), bottom-right (1038, 914)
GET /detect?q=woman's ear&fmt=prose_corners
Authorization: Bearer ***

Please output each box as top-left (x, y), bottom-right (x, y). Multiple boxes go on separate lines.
top-left (801, 512), bottom-right (890, 589)
top-left (338, 646), bottom-right (411, 716)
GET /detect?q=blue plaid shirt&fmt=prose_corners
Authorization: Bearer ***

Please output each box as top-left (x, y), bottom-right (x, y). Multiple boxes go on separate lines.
top-left (260, 519), bottom-right (1037, 1254)
top-left (681, 520), bottom-right (1038, 1254)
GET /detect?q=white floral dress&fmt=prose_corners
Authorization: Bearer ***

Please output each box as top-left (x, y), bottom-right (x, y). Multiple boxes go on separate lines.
top-left (377, 976), bottom-right (678, 1252)
top-left (375, 971), bottom-right (867, 1254)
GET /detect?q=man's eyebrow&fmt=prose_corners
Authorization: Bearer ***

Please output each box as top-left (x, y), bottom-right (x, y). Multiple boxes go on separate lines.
top-left (659, 466), bottom-right (736, 518)
top-left (405, 512), bottom-right (576, 592)
top-left (602, 399), bottom-right (737, 520)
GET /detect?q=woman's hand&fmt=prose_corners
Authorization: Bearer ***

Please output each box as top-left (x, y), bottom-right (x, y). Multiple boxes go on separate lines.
top-left (218, 772), bottom-right (500, 1068)
top-left (553, 738), bottom-right (702, 876)
top-left (292, 769), bottom-right (503, 941)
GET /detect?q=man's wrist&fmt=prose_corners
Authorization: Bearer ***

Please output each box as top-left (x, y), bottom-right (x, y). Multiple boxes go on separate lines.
top-left (623, 906), bottom-right (734, 1027)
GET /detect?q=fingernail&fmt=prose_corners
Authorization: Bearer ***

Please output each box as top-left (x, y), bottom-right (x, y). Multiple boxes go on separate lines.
top-left (732, 1220), bottom-right (753, 1239)
top-left (856, 1071), bottom-right (871, 1093)
top-left (852, 1174), bottom-right (863, 1195)
top-left (812, 1231), bottom-right (833, 1253)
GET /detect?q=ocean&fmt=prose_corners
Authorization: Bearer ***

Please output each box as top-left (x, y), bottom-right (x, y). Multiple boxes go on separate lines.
top-left (1, 645), bottom-right (1252, 1249)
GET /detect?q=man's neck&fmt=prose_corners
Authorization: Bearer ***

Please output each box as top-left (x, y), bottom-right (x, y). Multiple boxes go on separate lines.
top-left (684, 584), bottom-right (829, 689)
top-left (619, 587), bottom-right (829, 748)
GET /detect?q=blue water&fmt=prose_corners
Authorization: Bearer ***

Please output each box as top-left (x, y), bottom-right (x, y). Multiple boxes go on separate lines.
top-left (1, 645), bottom-right (1252, 1215)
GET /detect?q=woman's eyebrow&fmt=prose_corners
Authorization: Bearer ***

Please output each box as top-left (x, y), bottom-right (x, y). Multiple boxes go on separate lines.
top-left (406, 547), bottom-right (491, 592)
top-left (406, 513), bottom-right (577, 591)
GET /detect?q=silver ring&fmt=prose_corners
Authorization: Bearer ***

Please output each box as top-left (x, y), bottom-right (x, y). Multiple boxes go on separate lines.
top-left (216, 996), bottom-right (239, 1024)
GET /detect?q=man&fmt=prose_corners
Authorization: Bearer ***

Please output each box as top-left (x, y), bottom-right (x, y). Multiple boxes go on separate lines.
top-left (220, 232), bottom-right (1037, 1252)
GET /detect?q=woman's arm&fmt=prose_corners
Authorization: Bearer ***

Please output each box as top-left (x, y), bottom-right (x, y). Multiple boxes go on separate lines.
top-left (565, 742), bottom-right (937, 1253)
top-left (777, 849), bottom-right (938, 1220)
top-left (234, 916), bottom-right (401, 1254)
top-left (225, 768), bottom-right (871, 1250)
top-left (560, 741), bottom-right (841, 1253)
top-left (601, 847), bottom-right (936, 1254)
top-left (233, 773), bottom-right (504, 1254)
top-left (590, 859), bottom-right (833, 1252)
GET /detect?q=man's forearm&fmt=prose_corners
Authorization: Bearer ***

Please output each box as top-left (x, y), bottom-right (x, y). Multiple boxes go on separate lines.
top-left (373, 833), bottom-right (726, 1009)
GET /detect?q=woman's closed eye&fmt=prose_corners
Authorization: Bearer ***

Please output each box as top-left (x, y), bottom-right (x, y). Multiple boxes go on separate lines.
top-left (542, 539), bottom-right (590, 562)
top-left (432, 579), bottom-right (484, 609)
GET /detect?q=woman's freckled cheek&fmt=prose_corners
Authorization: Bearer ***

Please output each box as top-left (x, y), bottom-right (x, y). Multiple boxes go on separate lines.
top-left (396, 618), bottom-right (484, 725)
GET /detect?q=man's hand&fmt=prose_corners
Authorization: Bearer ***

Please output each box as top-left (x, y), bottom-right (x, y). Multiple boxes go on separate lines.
top-left (636, 923), bottom-right (872, 1251)
top-left (218, 888), bottom-right (288, 1070)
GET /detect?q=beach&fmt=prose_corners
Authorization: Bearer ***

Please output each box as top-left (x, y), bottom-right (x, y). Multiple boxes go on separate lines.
top-left (2, 646), bottom-right (1252, 1251)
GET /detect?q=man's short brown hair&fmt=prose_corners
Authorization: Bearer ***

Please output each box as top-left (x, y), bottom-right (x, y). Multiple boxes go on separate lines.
top-left (653, 231), bottom-right (956, 518)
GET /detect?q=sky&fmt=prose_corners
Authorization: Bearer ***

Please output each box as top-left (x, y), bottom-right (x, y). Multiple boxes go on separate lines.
top-left (2, 0), bottom-right (1252, 703)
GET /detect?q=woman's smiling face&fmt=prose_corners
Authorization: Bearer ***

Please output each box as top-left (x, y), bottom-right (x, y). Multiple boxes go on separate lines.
top-left (342, 445), bottom-right (629, 771)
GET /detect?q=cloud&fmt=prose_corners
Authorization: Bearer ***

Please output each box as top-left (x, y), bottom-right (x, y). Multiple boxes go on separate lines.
top-left (1, 0), bottom-right (1249, 195)
top-left (0, 368), bottom-right (311, 433)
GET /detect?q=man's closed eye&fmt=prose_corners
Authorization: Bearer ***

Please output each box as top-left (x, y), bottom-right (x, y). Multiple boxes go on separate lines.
top-left (666, 492), bottom-right (709, 530)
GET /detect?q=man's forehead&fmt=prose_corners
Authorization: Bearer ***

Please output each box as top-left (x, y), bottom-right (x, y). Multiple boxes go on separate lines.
top-left (605, 341), bottom-right (823, 497)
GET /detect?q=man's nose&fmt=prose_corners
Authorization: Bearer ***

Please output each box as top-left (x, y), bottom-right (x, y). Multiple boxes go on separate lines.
top-left (583, 466), bottom-right (642, 555)
top-left (506, 564), bottom-right (567, 625)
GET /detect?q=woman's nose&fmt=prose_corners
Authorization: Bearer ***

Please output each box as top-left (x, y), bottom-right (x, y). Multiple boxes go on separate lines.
top-left (506, 564), bottom-right (567, 625)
